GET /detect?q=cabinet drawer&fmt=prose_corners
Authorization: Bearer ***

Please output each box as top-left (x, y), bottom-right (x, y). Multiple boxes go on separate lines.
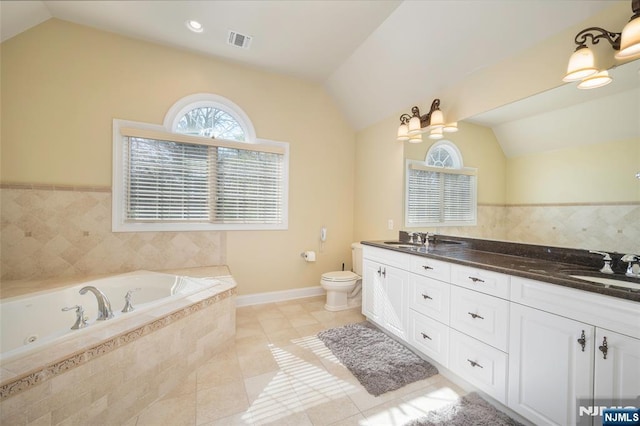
top-left (408, 274), bottom-right (450, 324)
top-left (363, 245), bottom-right (410, 270)
top-left (451, 264), bottom-right (510, 299)
top-left (449, 329), bottom-right (508, 404)
top-left (450, 286), bottom-right (509, 351)
top-left (409, 310), bottom-right (449, 367)
top-left (410, 255), bottom-right (451, 282)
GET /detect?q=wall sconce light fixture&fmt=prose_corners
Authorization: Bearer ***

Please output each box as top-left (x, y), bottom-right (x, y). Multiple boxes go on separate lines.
top-left (397, 99), bottom-right (458, 143)
top-left (563, 0), bottom-right (640, 89)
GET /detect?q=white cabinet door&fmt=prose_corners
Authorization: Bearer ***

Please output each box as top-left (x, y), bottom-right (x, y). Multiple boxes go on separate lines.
top-left (508, 303), bottom-right (594, 426)
top-left (594, 328), bottom-right (640, 405)
top-left (362, 259), bottom-right (383, 323)
top-left (382, 265), bottom-right (408, 340)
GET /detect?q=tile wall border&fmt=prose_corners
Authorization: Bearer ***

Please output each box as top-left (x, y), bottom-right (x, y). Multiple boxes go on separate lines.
top-left (0, 287), bottom-right (236, 401)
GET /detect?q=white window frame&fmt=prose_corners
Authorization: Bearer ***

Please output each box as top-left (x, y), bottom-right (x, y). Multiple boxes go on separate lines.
top-left (112, 94), bottom-right (289, 232)
top-left (404, 140), bottom-right (477, 228)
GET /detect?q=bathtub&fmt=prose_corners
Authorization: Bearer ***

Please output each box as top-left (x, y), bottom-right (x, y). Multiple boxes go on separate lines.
top-left (0, 270), bottom-right (223, 361)
top-left (0, 267), bottom-right (236, 424)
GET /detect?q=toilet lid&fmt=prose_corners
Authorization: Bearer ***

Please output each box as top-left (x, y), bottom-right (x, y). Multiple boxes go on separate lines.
top-left (322, 271), bottom-right (360, 282)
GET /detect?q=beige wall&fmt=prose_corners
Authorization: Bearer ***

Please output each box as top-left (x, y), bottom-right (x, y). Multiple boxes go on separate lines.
top-left (506, 138), bottom-right (639, 205)
top-left (0, 19), bottom-right (356, 294)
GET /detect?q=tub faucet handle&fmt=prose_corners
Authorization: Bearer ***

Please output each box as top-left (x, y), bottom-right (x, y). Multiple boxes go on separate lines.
top-left (62, 305), bottom-right (89, 330)
top-left (621, 254), bottom-right (640, 278)
top-left (122, 287), bottom-right (141, 313)
top-left (589, 250), bottom-right (614, 274)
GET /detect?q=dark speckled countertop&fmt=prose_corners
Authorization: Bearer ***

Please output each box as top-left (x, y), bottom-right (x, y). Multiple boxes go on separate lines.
top-left (362, 235), bottom-right (640, 303)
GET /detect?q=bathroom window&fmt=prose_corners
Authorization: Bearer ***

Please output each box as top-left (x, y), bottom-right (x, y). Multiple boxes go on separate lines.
top-left (112, 94), bottom-right (289, 232)
top-left (405, 140), bottom-right (477, 227)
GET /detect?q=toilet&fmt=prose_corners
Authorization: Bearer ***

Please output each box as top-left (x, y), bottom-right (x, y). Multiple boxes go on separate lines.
top-left (320, 242), bottom-right (363, 311)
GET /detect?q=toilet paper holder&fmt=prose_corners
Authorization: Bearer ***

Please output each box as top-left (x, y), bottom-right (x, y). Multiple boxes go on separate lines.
top-left (301, 251), bottom-right (316, 262)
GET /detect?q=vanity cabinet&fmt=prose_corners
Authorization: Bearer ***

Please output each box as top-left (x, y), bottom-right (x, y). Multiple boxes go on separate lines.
top-left (509, 276), bottom-right (640, 426)
top-left (361, 244), bottom-right (640, 426)
top-left (593, 328), bottom-right (640, 404)
top-left (508, 303), bottom-right (594, 426)
top-left (362, 247), bottom-right (409, 340)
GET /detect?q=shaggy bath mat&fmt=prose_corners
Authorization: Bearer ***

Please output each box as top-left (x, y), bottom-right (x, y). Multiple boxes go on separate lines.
top-left (317, 322), bottom-right (438, 396)
top-left (405, 392), bottom-right (524, 426)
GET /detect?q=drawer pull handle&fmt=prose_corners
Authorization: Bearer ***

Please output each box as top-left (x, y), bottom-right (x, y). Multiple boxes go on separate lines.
top-left (467, 359), bottom-right (483, 368)
top-left (422, 265), bottom-right (434, 270)
top-left (421, 293), bottom-right (432, 300)
top-left (599, 336), bottom-right (608, 360)
top-left (468, 312), bottom-right (484, 320)
top-left (421, 332), bottom-right (432, 340)
top-left (381, 267), bottom-right (386, 278)
top-left (377, 267), bottom-right (382, 276)
top-left (577, 330), bottom-right (586, 352)
top-left (468, 276), bottom-right (485, 283)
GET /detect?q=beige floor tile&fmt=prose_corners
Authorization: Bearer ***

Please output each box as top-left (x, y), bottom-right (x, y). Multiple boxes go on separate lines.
top-left (264, 327), bottom-right (301, 346)
top-left (328, 413), bottom-right (368, 426)
top-left (360, 398), bottom-right (428, 426)
top-left (294, 323), bottom-right (328, 337)
top-left (203, 411), bottom-right (253, 425)
top-left (287, 313), bottom-right (321, 328)
top-left (136, 392), bottom-right (196, 426)
top-left (197, 349), bottom-right (244, 391)
top-left (196, 381), bottom-right (250, 425)
top-left (254, 410), bottom-right (312, 426)
top-left (236, 322), bottom-right (267, 339)
top-left (243, 371), bottom-right (303, 425)
top-left (276, 303), bottom-right (307, 316)
top-left (237, 348), bottom-right (281, 379)
top-left (303, 395), bottom-right (361, 426)
top-left (259, 317), bottom-right (293, 333)
top-left (235, 334), bottom-right (271, 353)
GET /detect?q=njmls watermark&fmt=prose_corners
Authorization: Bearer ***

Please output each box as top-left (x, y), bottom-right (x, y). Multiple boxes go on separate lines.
top-left (578, 398), bottom-right (640, 426)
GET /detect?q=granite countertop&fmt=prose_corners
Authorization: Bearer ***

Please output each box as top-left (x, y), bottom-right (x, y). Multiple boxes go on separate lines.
top-left (362, 236), bottom-right (640, 303)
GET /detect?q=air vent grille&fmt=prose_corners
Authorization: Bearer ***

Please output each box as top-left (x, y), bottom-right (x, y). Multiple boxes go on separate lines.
top-left (227, 30), bottom-right (252, 49)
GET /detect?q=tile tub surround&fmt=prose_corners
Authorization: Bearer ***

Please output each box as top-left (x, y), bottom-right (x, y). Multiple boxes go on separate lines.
top-left (0, 267), bottom-right (236, 425)
top-left (0, 185), bottom-right (226, 281)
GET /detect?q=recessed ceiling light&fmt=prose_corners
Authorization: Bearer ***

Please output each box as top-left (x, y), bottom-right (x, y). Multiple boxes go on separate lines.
top-left (186, 20), bottom-right (203, 33)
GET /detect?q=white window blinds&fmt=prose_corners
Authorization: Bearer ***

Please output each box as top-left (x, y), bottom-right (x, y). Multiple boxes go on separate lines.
top-left (114, 125), bottom-right (288, 231)
top-left (406, 162), bottom-right (477, 227)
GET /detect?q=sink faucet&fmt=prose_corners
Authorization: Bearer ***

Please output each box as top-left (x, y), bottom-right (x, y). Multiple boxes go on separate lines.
top-left (621, 254), bottom-right (640, 278)
top-left (79, 286), bottom-right (114, 320)
top-left (589, 251), bottom-right (614, 274)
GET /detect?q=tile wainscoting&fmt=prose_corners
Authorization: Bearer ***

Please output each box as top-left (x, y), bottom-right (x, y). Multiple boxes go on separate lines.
top-left (0, 185), bottom-right (226, 281)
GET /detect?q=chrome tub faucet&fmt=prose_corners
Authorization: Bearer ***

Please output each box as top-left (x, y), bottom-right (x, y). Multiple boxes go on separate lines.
top-left (621, 254), bottom-right (640, 278)
top-left (79, 286), bottom-right (114, 320)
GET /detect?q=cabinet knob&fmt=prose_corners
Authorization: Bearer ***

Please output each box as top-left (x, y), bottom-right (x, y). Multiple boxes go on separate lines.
top-left (577, 330), bottom-right (586, 352)
top-left (467, 359), bottom-right (483, 368)
top-left (421, 332), bottom-right (431, 340)
top-left (468, 312), bottom-right (484, 320)
top-left (468, 276), bottom-right (485, 283)
top-left (421, 293), bottom-right (432, 300)
top-left (599, 336), bottom-right (608, 360)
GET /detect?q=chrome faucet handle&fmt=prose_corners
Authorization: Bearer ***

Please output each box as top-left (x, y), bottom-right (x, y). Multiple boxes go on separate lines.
top-left (621, 254), bottom-right (640, 278)
top-left (62, 305), bottom-right (89, 330)
top-left (589, 250), bottom-right (614, 274)
top-left (122, 287), bottom-right (141, 313)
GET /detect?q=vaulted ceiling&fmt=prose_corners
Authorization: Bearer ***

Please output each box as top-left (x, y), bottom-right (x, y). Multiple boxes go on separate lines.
top-left (0, 0), bottom-right (627, 137)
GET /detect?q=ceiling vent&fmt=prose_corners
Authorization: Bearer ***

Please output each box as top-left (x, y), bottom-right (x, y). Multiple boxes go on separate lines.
top-left (227, 30), bottom-right (252, 49)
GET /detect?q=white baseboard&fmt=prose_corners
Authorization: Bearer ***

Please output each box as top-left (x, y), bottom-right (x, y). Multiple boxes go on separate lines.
top-left (236, 286), bottom-right (325, 307)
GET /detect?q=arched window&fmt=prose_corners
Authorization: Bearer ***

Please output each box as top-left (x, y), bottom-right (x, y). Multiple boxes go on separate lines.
top-left (425, 140), bottom-right (463, 168)
top-left (112, 94), bottom-right (288, 232)
top-left (405, 140), bottom-right (476, 227)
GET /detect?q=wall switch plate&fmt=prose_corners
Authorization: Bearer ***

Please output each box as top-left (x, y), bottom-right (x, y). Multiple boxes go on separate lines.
top-left (388, 219), bottom-right (394, 230)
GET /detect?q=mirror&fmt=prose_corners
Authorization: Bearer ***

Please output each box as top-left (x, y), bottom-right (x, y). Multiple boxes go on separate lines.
top-left (404, 59), bottom-right (640, 254)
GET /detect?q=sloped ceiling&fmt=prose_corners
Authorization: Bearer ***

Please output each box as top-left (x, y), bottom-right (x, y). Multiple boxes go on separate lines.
top-left (1, 0), bottom-right (632, 151)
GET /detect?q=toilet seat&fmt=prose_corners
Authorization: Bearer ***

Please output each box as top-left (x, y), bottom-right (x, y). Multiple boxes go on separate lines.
top-left (321, 271), bottom-right (360, 282)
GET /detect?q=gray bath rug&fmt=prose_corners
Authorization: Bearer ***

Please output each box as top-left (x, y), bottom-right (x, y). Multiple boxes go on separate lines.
top-left (317, 322), bottom-right (438, 396)
top-left (405, 392), bottom-right (524, 426)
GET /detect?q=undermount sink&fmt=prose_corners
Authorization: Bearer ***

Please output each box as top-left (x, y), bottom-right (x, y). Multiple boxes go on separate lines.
top-left (570, 275), bottom-right (640, 291)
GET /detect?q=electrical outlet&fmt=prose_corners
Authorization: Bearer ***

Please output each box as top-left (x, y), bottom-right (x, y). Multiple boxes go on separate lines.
top-left (387, 219), bottom-right (394, 230)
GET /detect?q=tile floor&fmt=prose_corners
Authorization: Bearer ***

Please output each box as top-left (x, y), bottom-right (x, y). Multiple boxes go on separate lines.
top-left (133, 296), bottom-right (466, 426)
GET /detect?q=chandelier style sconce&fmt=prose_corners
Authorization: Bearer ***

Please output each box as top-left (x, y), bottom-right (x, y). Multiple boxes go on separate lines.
top-left (563, 0), bottom-right (640, 89)
top-left (397, 99), bottom-right (458, 143)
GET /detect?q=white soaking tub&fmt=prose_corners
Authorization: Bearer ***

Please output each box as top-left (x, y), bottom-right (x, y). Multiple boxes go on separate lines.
top-left (0, 270), bottom-right (222, 361)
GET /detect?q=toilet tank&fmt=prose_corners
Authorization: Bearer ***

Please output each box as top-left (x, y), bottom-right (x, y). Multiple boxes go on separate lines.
top-left (351, 242), bottom-right (364, 276)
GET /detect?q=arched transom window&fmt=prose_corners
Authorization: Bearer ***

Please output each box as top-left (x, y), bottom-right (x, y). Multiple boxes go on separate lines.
top-left (175, 106), bottom-right (245, 141)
